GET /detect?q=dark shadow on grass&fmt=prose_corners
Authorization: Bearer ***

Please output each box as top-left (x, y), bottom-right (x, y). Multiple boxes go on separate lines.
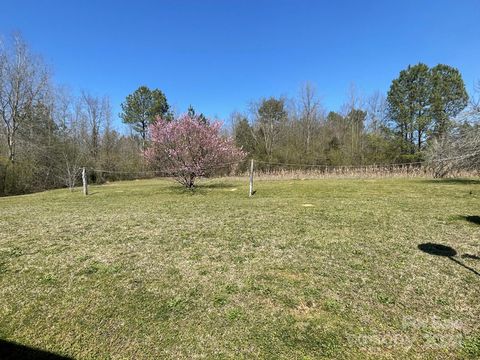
top-left (461, 254), bottom-right (480, 260)
top-left (164, 185), bottom-right (205, 195)
top-left (463, 216), bottom-right (480, 225)
top-left (418, 243), bottom-right (480, 277)
top-left (450, 215), bottom-right (480, 226)
top-left (448, 257), bottom-right (480, 277)
top-left (0, 339), bottom-right (72, 359)
top-left (422, 178), bottom-right (480, 185)
top-left (418, 243), bottom-right (457, 257)
top-left (164, 181), bottom-right (239, 194)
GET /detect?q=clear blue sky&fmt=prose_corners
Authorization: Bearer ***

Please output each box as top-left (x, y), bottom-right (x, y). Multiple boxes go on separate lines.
top-left (1, 0), bottom-right (479, 130)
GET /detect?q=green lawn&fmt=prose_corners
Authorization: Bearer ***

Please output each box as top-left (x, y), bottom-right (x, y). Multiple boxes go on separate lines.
top-left (0, 178), bottom-right (479, 359)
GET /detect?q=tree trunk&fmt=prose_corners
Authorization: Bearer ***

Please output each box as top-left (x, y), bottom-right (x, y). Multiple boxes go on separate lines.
top-left (141, 121), bottom-right (146, 153)
top-left (188, 174), bottom-right (195, 189)
top-left (7, 131), bottom-right (15, 163)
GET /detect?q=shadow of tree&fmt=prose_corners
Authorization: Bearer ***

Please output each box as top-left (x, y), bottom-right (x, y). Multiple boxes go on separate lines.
top-left (461, 254), bottom-right (480, 260)
top-left (164, 181), bottom-right (240, 195)
top-left (418, 243), bottom-right (480, 277)
top-left (418, 243), bottom-right (457, 256)
top-left (195, 182), bottom-right (239, 189)
top-left (450, 215), bottom-right (480, 226)
top-left (0, 339), bottom-right (72, 359)
top-left (464, 215), bottom-right (480, 225)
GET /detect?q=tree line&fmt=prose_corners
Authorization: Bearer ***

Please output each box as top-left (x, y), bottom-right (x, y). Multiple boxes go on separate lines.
top-left (232, 66), bottom-right (477, 172)
top-left (1, 33), bottom-right (479, 195)
top-left (0, 34), bottom-right (144, 195)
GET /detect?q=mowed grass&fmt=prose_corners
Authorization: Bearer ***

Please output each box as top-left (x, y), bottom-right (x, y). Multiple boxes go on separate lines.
top-left (0, 177), bottom-right (479, 359)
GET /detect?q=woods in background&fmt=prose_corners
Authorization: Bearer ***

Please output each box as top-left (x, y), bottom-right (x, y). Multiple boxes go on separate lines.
top-left (0, 34), bottom-right (143, 195)
top-left (0, 33), bottom-right (479, 196)
top-left (233, 69), bottom-right (477, 171)
top-left (233, 85), bottom-right (398, 171)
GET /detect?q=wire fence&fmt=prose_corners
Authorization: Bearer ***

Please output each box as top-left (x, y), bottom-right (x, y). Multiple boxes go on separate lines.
top-left (245, 156), bottom-right (478, 180)
top-left (7, 130), bottom-right (479, 184)
top-left (89, 160), bottom-right (244, 177)
top-left (84, 154), bottom-right (479, 183)
top-left (7, 137), bottom-right (477, 191)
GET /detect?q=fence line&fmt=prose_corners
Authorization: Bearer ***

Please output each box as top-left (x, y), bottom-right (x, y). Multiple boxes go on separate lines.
top-left (254, 160), bottom-right (424, 169)
top-left (88, 160), bottom-right (245, 176)
top-left (84, 152), bottom-right (479, 178)
top-left (76, 153), bottom-right (479, 197)
top-left (254, 152), bottom-right (480, 170)
top-left (76, 155), bottom-right (478, 197)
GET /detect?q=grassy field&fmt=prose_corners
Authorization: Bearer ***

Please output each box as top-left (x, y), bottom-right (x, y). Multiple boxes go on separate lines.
top-left (0, 177), bottom-right (479, 359)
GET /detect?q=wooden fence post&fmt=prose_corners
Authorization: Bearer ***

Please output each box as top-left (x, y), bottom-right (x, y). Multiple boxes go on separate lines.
top-left (249, 159), bottom-right (254, 197)
top-left (82, 167), bottom-right (88, 196)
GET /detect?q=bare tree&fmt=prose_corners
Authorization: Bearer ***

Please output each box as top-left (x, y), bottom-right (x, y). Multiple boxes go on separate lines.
top-left (298, 82), bottom-right (322, 153)
top-left (366, 91), bottom-right (387, 133)
top-left (0, 34), bottom-right (50, 163)
top-left (341, 83), bottom-right (364, 115)
top-left (340, 83), bottom-right (366, 163)
top-left (53, 88), bottom-right (85, 190)
top-left (250, 97), bottom-right (288, 160)
top-left (80, 91), bottom-right (109, 162)
top-left (428, 125), bottom-right (480, 177)
top-left (469, 80), bottom-right (480, 120)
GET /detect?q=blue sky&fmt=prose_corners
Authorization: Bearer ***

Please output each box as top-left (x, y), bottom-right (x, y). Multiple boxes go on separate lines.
top-left (1, 0), bottom-right (479, 130)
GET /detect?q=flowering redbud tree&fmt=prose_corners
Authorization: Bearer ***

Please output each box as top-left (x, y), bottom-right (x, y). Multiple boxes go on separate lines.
top-left (145, 114), bottom-right (246, 188)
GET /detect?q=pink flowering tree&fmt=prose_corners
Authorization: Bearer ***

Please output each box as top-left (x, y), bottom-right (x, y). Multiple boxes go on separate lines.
top-left (145, 114), bottom-right (246, 188)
